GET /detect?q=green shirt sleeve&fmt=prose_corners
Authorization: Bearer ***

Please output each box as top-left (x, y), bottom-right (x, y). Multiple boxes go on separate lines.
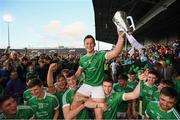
top-left (145, 102), bottom-right (151, 118)
top-left (52, 95), bottom-right (59, 110)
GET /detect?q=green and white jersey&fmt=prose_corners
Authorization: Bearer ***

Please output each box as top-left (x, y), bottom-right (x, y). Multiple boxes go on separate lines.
top-left (55, 91), bottom-right (65, 109)
top-left (127, 80), bottom-right (139, 111)
top-left (62, 88), bottom-right (90, 119)
top-left (153, 91), bottom-right (160, 101)
top-left (127, 79), bottom-right (138, 91)
top-left (142, 82), bottom-right (157, 114)
top-left (145, 101), bottom-right (180, 119)
top-left (113, 83), bottom-right (131, 112)
top-left (0, 105), bottom-right (34, 119)
top-left (55, 90), bottom-right (66, 119)
top-left (23, 88), bottom-right (32, 104)
top-left (79, 52), bottom-right (106, 86)
top-left (23, 87), bottom-right (48, 104)
top-left (104, 91), bottom-right (123, 119)
top-left (28, 91), bottom-right (59, 119)
top-left (113, 83), bottom-right (132, 93)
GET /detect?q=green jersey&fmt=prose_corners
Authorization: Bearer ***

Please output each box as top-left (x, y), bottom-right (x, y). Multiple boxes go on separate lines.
top-left (23, 87), bottom-right (48, 104)
top-left (23, 89), bottom-right (32, 104)
top-left (0, 105), bottom-right (34, 119)
top-left (113, 83), bottom-right (131, 112)
top-left (153, 91), bottom-right (160, 101)
top-left (127, 79), bottom-right (138, 91)
top-left (55, 90), bottom-right (66, 119)
top-left (79, 52), bottom-right (106, 86)
top-left (142, 82), bottom-right (157, 114)
top-left (127, 80), bottom-right (139, 111)
top-left (104, 91), bottom-right (123, 119)
top-left (62, 88), bottom-right (90, 119)
top-left (145, 101), bottom-right (180, 119)
top-left (28, 91), bottom-right (59, 119)
top-left (113, 83), bottom-right (131, 92)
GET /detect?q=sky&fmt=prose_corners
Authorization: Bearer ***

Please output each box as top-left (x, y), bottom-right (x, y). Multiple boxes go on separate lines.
top-left (0, 0), bottom-right (113, 50)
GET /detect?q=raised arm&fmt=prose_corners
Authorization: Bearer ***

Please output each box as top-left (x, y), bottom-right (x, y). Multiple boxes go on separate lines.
top-left (105, 32), bottom-right (125, 60)
top-left (47, 63), bottom-right (58, 94)
top-left (123, 73), bottom-right (147, 101)
top-left (123, 82), bottom-right (140, 101)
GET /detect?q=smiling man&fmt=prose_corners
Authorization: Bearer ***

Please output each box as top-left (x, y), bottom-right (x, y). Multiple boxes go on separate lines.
top-left (62, 71), bottom-right (90, 119)
top-left (71, 32), bottom-right (125, 119)
top-left (141, 70), bottom-right (158, 115)
top-left (145, 87), bottom-right (180, 119)
top-left (83, 74), bottom-right (144, 119)
top-left (0, 95), bottom-right (34, 119)
top-left (27, 78), bottom-right (59, 119)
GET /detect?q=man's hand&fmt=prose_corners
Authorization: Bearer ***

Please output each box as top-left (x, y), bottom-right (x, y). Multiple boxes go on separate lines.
top-left (97, 102), bottom-right (108, 111)
top-left (118, 31), bottom-right (125, 38)
top-left (138, 71), bottom-right (147, 82)
top-left (49, 63), bottom-right (58, 72)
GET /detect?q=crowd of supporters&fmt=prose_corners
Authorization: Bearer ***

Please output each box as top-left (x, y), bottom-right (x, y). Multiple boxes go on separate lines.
top-left (0, 38), bottom-right (180, 119)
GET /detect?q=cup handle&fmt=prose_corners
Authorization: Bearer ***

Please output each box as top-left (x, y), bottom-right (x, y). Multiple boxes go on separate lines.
top-left (127, 16), bottom-right (136, 31)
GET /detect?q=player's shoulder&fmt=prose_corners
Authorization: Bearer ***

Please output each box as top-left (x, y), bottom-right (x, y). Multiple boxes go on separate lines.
top-left (63, 89), bottom-right (71, 97)
top-left (46, 92), bottom-right (58, 99)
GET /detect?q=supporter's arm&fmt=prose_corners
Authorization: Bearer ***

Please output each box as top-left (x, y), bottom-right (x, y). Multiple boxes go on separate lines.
top-left (53, 109), bottom-right (59, 120)
top-left (105, 32), bottom-right (125, 60)
top-left (75, 67), bottom-right (83, 79)
top-left (123, 73), bottom-right (146, 101)
top-left (47, 63), bottom-right (58, 94)
top-left (63, 104), bottom-right (85, 119)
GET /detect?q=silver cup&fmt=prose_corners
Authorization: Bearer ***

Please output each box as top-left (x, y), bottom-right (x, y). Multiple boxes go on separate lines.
top-left (113, 11), bottom-right (135, 33)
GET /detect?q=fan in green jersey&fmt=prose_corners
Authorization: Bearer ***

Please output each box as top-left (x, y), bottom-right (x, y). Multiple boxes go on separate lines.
top-left (62, 71), bottom-right (90, 119)
top-left (153, 79), bottom-right (174, 101)
top-left (127, 71), bottom-right (138, 118)
top-left (145, 87), bottom-right (180, 119)
top-left (0, 95), bottom-right (34, 119)
top-left (27, 78), bottom-right (59, 119)
top-left (84, 74), bottom-right (146, 119)
top-left (47, 63), bottom-right (67, 119)
top-left (113, 74), bottom-right (131, 119)
top-left (140, 70), bottom-right (158, 115)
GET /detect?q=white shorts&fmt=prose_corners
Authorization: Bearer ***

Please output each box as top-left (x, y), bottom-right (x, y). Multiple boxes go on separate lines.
top-left (77, 83), bottom-right (105, 99)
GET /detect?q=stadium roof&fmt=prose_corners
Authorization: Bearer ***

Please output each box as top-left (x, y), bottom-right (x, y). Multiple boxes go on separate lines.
top-left (92, 0), bottom-right (180, 44)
